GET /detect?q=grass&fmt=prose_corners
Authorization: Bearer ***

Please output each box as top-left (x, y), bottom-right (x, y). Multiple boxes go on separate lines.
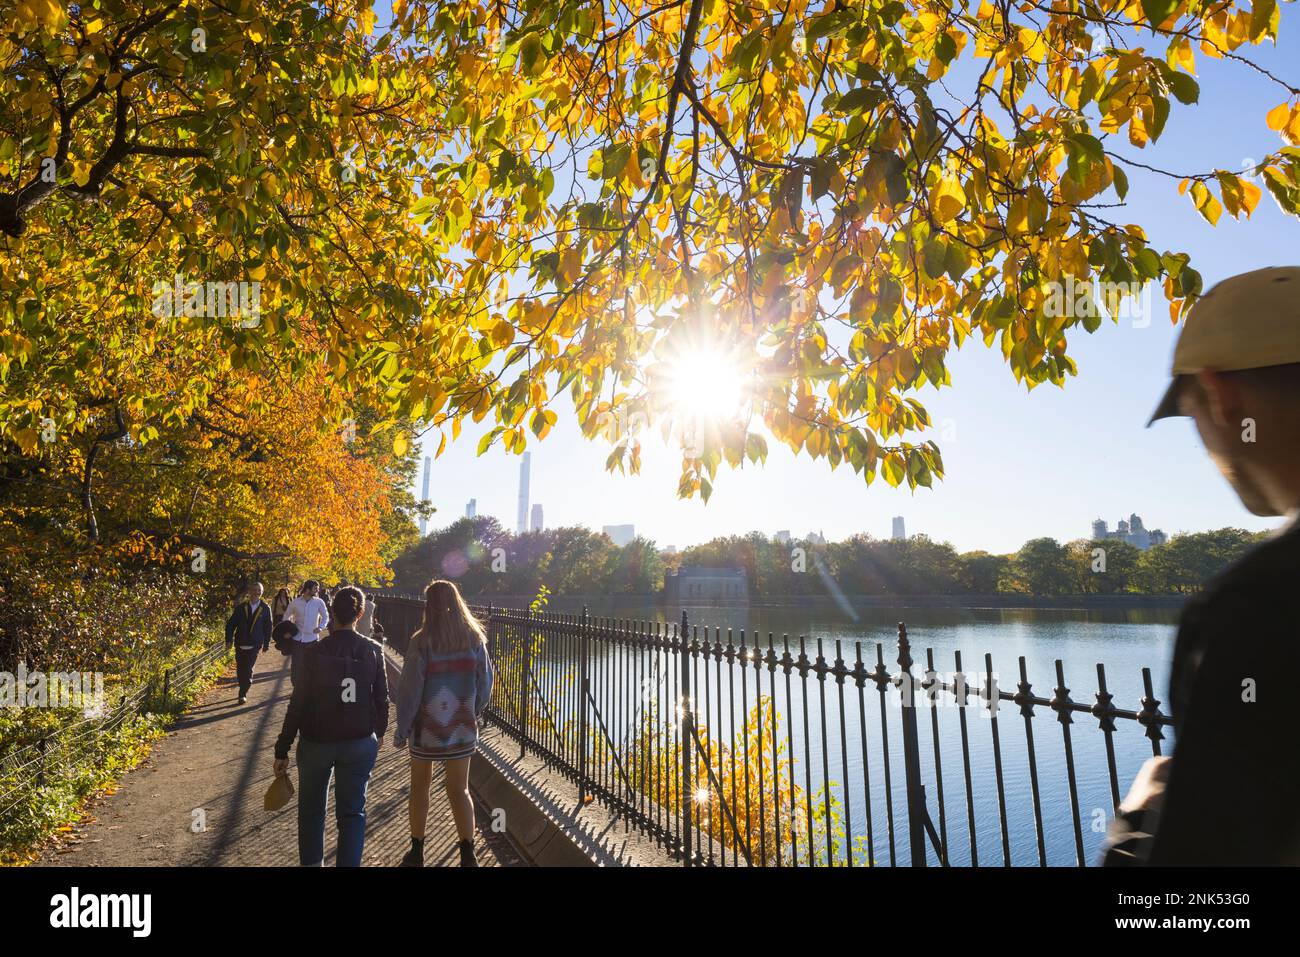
top-left (0, 624), bottom-right (230, 865)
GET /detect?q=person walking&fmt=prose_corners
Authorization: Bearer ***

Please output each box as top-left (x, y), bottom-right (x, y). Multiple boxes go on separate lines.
top-left (273, 587), bottom-right (389, 867)
top-left (225, 581), bottom-right (272, 704)
top-left (271, 586), bottom-right (291, 625)
top-left (282, 580), bottom-right (330, 645)
top-left (1104, 266), bottom-right (1300, 865)
top-left (355, 591), bottom-right (376, 639)
top-left (319, 586), bottom-right (335, 632)
top-left (392, 579), bottom-right (494, 867)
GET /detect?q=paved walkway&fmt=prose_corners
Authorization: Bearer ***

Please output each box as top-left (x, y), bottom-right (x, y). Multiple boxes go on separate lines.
top-left (35, 648), bottom-right (524, 867)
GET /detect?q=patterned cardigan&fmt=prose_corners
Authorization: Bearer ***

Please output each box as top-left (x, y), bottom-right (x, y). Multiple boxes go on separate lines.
top-left (393, 633), bottom-right (494, 761)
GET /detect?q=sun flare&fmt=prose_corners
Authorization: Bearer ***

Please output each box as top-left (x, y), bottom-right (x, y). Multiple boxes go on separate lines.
top-left (657, 342), bottom-right (749, 425)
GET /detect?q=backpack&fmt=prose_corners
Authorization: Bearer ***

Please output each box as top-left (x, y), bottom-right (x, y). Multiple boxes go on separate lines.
top-left (300, 635), bottom-right (376, 742)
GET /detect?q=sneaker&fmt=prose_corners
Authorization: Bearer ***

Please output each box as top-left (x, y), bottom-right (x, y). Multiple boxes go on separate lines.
top-left (457, 838), bottom-right (478, 868)
top-left (238, 695), bottom-right (247, 704)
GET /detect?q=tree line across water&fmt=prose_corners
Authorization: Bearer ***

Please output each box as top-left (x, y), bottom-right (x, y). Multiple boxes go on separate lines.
top-left (390, 517), bottom-right (1268, 599)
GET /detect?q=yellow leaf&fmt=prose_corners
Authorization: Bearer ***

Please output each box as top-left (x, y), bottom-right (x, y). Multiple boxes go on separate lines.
top-left (1287, 111), bottom-right (1300, 147)
top-left (1241, 179), bottom-right (1262, 216)
top-left (930, 176), bottom-right (966, 224)
top-left (393, 433), bottom-right (409, 456)
top-left (1169, 37), bottom-right (1195, 74)
top-left (14, 428), bottom-right (38, 454)
top-left (1190, 181), bottom-right (1222, 225)
top-left (490, 319), bottom-right (514, 347)
top-left (15, 0), bottom-right (66, 30)
top-left (1266, 102), bottom-right (1290, 131)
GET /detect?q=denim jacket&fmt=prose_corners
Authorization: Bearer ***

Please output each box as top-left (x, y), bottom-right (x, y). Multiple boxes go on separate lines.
top-left (393, 634), bottom-right (493, 761)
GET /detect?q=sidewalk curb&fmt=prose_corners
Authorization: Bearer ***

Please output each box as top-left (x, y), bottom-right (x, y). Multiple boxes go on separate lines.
top-left (469, 744), bottom-right (594, 867)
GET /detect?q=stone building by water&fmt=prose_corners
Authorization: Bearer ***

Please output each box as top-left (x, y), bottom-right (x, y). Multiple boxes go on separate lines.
top-left (664, 567), bottom-right (749, 603)
top-left (1091, 513), bottom-right (1168, 550)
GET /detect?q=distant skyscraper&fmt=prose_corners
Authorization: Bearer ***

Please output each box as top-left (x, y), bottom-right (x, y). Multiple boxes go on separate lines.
top-left (419, 456), bottom-right (431, 537)
top-left (466, 498), bottom-right (477, 518)
top-left (1092, 518), bottom-right (1108, 539)
top-left (774, 530), bottom-right (791, 544)
top-left (602, 524), bottom-right (635, 547)
top-left (891, 516), bottom-right (906, 540)
top-left (530, 503), bottom-right (544, 532)
top-left (516, 451), bottom-right (531, 534)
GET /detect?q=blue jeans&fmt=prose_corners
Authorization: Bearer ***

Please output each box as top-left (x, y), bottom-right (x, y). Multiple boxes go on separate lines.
top-left (296, 734), bottom-right (379, 866)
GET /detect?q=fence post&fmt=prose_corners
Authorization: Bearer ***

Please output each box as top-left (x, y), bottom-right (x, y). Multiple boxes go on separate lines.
top-left (520, 605), bottom-right (531, 760)
top-left (577, 605), bottom-right (590, 805)
top-left (162, 668), bottom-right (171, 708)
top-left (679, 609), bottom-right (693, 866)
top-left (37, 733), bottom-right (47, 788)
top-left (896, 621), bottom-right (928, 867)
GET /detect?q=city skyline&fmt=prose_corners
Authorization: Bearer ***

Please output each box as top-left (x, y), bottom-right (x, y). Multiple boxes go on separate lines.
top-left (417, 500), bottom-right (1233, 556)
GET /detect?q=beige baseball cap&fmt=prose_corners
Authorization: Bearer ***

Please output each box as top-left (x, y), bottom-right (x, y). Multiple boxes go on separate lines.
top-left (1147, 266), bottom-right (1300, 425)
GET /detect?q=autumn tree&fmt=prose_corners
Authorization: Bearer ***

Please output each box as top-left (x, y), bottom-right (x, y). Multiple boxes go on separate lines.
top-left (2, 0), bottom-right (439, 595)
top-left (398, 0), bottom-right (1300, 500)
top-left (4, 0), bottom-right (1299, 581)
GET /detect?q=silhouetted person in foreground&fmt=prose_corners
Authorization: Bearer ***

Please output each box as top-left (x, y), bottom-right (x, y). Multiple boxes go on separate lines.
top-left (273, 587), bottom-right (388, 866)
top-left (1104, 266), bottom-right (1300, 865)
top-left (393, 579), bottom-right (494, 867)
top-left (225, 581), bottom-right (271, 704)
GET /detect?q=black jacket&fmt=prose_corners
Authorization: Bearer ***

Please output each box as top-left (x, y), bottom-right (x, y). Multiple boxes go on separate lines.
top-left (1104, 521), bottom-right (1300, 865)
top-left (274, 629), bottom-right (389, 759)
top-left (226, 600), bottom-right (272, 651)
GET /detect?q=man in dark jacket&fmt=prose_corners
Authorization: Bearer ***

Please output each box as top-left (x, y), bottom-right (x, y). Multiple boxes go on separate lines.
top-left (272, 587), bottom-right (388, 866)
top-left (225, 581), bottom-right (272, 704)
top-left (1105, 266), bottom-right (1300, 865)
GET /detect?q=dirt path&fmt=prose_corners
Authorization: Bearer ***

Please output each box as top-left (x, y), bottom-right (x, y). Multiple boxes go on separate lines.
top-left (35, 648), bottom-right (524, 867)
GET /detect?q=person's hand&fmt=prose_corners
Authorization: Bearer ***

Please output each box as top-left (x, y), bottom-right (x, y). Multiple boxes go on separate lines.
top-left (1119, 755), bottom-right (1172, 813)
top-left (273, 758), bottom-right (289, 777)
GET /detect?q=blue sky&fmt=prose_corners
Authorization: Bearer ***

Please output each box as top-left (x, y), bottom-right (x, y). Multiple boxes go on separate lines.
top-left (414, 23), bottom-right (1300, 555)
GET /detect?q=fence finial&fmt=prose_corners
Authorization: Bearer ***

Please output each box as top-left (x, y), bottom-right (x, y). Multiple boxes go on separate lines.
top-left (896, 621), bottom-right (912, 674)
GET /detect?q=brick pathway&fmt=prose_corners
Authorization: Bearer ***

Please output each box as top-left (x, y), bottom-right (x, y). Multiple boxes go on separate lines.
top-left (35, 649), bottom-right (525, 867)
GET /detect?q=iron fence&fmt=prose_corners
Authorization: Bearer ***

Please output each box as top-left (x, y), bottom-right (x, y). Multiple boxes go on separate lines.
top-left (374, 597), bottom-right (1173, 867)
top-left (0, 640), bottom-right (230, 828)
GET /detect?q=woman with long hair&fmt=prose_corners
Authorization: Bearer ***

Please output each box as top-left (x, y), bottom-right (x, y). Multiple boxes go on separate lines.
top-left (393, 579), bottom-right (494, 867)
top-left (271, 586), bottom-right (291, 625)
